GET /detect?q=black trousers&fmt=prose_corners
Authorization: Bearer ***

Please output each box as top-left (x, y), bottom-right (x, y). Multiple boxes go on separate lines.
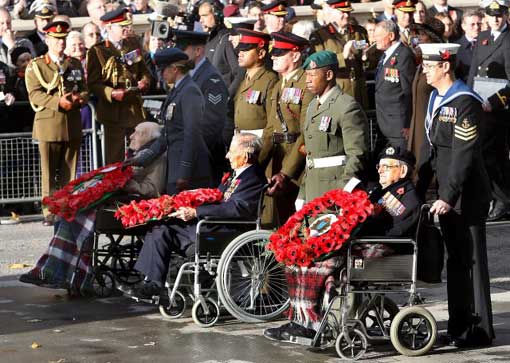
top-left (134, 222), bottom-right (195, 285)
top-left (439, 211), bottom-right (495, 341)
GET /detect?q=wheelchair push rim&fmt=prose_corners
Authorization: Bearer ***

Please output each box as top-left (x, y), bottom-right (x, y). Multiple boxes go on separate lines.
top-left (216, 230), bottom-right (290, 323)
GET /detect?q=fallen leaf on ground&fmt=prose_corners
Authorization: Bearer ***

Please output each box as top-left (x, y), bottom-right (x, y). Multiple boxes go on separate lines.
top-left (10, 212), bottom-right (20, 221)
top-left (31, 342), bottom-right (41, 349)
top-left (49, 359), bottom-right (65, 363)
top-left (8, 263), bottom-right (32, 269)
top-left (143, 342), bottom-right (156, 346)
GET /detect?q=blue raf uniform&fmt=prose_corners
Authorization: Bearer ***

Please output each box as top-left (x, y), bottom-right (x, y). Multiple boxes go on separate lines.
top-left (133, 48), bottom-right (212, 194)
top-left (174, 30), bottom-right (230, 186)
top-left (134, 163), bottom-right (267, 285)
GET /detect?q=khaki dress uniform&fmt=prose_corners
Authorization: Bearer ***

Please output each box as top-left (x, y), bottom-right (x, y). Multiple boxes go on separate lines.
top-left (26, 54), bottom-right (88, 217)
top-left (299, 85), bottom-right (369, 202)
top-left (310, 24), bottom-right (369, 109)
top-left (259, 68), bottom-right (314, 226)
top-left (87, 36), bottom-right (151, 164)
top-left (233, 67), bottom-right (278, 135)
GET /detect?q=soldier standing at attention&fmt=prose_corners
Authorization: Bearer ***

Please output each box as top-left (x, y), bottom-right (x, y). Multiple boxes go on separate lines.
top-left (234, 29), bottom-right (278, 137)
top-left (309, 0), bottom-right (369, 108)
top-left (418, 43), bottom-right (494, 348)
top-left (87, 7), bottom-right (151, 164)
top-left (295, 50), bottom-right (368, 207)
top-left (393, 0), bottom-right (417, 46)
top-left (26, 21), bottom-right (88, 226)
top-left (261, 0), bottom-right (288, 33)
top-left (259, 31), bottom-right (313, 227)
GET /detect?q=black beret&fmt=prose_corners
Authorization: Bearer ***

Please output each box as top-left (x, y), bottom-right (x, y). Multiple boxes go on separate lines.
top-left (379, 146), bottom-right (416, 166)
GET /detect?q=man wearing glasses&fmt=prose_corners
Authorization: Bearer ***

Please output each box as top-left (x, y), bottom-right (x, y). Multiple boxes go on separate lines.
top-left (417, 43), bottom-right (494, 348)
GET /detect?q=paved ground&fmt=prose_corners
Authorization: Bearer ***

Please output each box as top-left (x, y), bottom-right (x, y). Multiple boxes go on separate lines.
top-left (1, 220), bottom-right (510, 363)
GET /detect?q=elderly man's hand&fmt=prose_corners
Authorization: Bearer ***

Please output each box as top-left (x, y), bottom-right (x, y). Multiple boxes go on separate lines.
top-left (430, 199), bottom-right (452, 215)
top-left (267, 172), bottom-right (289, 196)
top-left (122, 157), bottom-right (141, 169)
top-left (174, 207), bottom-right (197, 222)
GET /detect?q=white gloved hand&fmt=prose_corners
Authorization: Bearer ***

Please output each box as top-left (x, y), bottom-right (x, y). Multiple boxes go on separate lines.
top-left (295, 198), bottom-right (305, 211)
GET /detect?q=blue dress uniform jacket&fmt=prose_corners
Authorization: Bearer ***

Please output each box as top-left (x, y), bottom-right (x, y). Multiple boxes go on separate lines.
top-left (135, 74), bottom-right (212, 194)
top-left (134, 164), bottom-right (267, 284)
top-left (375, 42), bottom-right (416, 147)
top-left (455, 35), bottom-right (475, 83)
top-left (418, 80), bottom-right (494, 344)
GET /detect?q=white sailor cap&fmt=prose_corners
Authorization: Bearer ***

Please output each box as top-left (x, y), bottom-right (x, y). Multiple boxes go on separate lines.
top-left (419, 43), bottom-right (461, 61)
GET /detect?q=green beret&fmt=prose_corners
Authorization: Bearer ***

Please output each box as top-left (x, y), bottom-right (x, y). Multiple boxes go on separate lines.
top-left (302, 50), bottom-right (338, 70)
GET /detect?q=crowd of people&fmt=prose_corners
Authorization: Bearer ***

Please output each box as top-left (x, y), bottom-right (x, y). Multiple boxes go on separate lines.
top-left (6, 0), bottom-right (507, 353)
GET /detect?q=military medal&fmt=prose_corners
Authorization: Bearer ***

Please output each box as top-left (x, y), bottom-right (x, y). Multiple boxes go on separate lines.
top-left (246, 89), bottom-right (261, 104)
top-left (165, 102), bottom-right (176, 120)
top-left (281, 87), bottom-right (302, 104)
top-left (319, 116), bottom-right (332, 132)
top-left (438, 107), bottom-right (457, 123)
top-left (223, 179), bottom-right (241, 200)
top-left (380, 192), bottom-right (406, 216)
top-left (123, 49), bottom-right (142, 66)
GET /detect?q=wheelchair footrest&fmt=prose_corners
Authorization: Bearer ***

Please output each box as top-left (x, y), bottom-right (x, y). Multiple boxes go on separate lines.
top-left (289, 336), bottom-right (314, 346)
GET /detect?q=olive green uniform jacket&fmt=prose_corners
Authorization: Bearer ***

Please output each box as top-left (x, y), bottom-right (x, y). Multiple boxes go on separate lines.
top-left (298, 85), bottom-right (369, 202)
top-left (234, 67), bottom-right (278, 132)
top-left (86, 37), bottom-right (150, 128)
top-left (310, 23), bottom-right (369, 108)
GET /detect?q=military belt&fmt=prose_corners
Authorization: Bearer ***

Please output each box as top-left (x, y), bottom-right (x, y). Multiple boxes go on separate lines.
top-left (273, 132), bottom-right (299, 144)
top-left (239, 129), bottom-right (264, 138)
top-left (306, 155), bottom-right (346, 169)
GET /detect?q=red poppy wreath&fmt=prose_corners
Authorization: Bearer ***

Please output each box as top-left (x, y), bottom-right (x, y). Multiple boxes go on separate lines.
top-left (266, 189), bottom-right (373, 267)
top-left (114, 188), bottom-right (224, 228)
top-left (43, 163), bottom-right (134, 222)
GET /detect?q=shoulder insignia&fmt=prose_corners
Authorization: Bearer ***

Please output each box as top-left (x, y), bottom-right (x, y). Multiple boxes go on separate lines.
top-left (208, 93), bottom-right (223, 105)
top-left (454, 119), bottom-right (477, 141)
top-left (210, 78), bottom-right (220, 83)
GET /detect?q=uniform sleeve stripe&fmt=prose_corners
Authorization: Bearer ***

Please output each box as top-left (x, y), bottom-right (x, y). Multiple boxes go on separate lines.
top-left (454, 129), bottom-right (477, 137)
top-left (455, 134), bottom-right (477, 141)
top-left (454, 125), bottom-right (477, 132)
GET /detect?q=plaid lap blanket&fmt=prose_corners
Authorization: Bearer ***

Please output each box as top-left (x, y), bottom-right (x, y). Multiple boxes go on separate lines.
top-left (285, 256), bottom-right (345, 331)
top-left (27, 209), bottom-right (97, 294)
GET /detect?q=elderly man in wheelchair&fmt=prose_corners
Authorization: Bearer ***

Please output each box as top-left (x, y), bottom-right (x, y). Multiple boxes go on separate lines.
top-left (264, 146), bottom-right (423, 350)
top-left (121, 132), bottom-right (267, 301)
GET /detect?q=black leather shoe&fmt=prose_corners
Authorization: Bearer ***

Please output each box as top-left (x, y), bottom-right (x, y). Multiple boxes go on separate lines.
top-left (263, 322), bottom-right (316, 342)
top-left (19, 273), bottom-right (60, 288)
top-left (487, 201), bottom-right (510, 221)
top-left (131, 282), bottom-right (162, 300)
top-left (116, 282), bottom-right (136, 296)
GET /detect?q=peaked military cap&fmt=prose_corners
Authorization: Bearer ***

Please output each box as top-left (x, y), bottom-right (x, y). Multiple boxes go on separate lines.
top-left (393, 0), bottom-right (417, 12)
top-left (225, 17), bottom-right (257, 33)
top-left (379, 146), bottom-right (416, 166)
top-left (154, 47), bottom-right (189, 68)
top-left (237, 29), bottom-right (271, 51)
top-left (303, 50), bottom-right (338, 70)
top-left (33, 0), bottom-right (56, 19)
top-left (101, 7), bottom-right (133, 26)
top-left (261, 0), bottom-right (288, 16)
top-left (481, 0), bottom-right (509, 16)
top-left (43, 21), bottom-right (70, 38)
top-left (326, 0), bottom-right (353, 12)
top-left (270, 31), bottom-right (309, 56)
top-left (173, 30), bottom-right (209, 49)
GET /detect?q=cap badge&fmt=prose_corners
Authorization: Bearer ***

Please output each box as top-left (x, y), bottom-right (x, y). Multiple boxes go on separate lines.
top-left (309, 60), bottom-right (317, 69)
top-left (126, 12), bottom-right (132, 20)
top-left (385, 147), bottom-right (395, 155)
top-left (345, 1), bottom-right (350, 6)
top-left (56, 25), bottom-right (62, 32)
top-left (278, 4), bottom-right (284, 10)
top-left (406, 0), bottom-right (412, 6)
top-left (42, 7), bottom-right (49, 14)
top-left (439, 50), bottom-right (451, 60)
top-left (490, 1), bottom-right (500, 9)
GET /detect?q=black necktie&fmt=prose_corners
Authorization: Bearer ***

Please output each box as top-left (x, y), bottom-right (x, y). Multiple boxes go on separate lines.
top-left (376, 54), bottom-right (385, 82)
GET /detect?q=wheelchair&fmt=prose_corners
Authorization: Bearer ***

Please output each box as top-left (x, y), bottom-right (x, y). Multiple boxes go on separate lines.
top-left (284, 205), bottom-right (438, 361)
top-left (90, 187), bottom-right (290, 327)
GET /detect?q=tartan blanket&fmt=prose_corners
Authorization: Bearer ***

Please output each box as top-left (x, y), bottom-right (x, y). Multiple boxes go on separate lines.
top-left (27, 209), bottom-right (97, 294)
top-left (285, 255), bottom-right (344, 331)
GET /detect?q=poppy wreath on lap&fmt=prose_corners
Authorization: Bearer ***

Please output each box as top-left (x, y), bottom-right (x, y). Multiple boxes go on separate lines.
top-left (114, 188), bottom-right (224, 228)
top-left (43, 163), bottom-right (134, 222)
top-left (266, 189), bottom-right (373, 267)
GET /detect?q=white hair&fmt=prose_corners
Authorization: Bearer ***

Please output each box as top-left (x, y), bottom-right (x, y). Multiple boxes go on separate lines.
top-left (232, 132), bottom-right (262, 162)
top-left (137, 121), bottom-right (163, 141)
top-left (292, 20), bottom-right (315, 40)
top-left (67, 31), bottom-right (83, 42)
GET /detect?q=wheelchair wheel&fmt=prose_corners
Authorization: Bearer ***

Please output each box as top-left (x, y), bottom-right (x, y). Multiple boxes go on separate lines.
top-left (335, 328), bottom-right (368, 361)
top-left (358, 295), bottom-right (399, 338)
top-left (216, 230), bottom-right (289, 323)
top-left (159, 290), bottom-right (186, 319)
top-left (92, 269), bottom-right (115, 298)
top-left (191, 298), bottom-right (220, 328)
top-left (390, 306), bottom-right (436, 356)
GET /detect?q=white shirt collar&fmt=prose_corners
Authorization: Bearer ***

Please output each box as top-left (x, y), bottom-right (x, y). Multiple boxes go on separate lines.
top-left (383, 41), bottom-right (401, 64)
top-left (492, 23), bottom-right (508, 40)
top-left (48, 52), bottom-right (64, 65)
top-left (233, 164), bottom-right (252, 178)
top-left (434, 4), bottom-right (448, 13)
top-left (283, 68), bottom-right (300, 84)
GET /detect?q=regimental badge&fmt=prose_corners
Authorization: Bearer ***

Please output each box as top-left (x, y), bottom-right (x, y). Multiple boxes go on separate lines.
top-left (246, 89), bottom-right (261, 104)
top-left (454, 118), bottom-right (477, 141)
top-left (385, 146), bottom-right (395, 155)
top-left (384, 68), bottom-right (400, 83)
top-left (56, 25), bottom-right (62, 33)
top-left (319, 116), bottom-right (332, 132)
top-left (165, 102), bottom-right (176, 120)
top-left (281, 87), bottom-right (302, 104)
top-left (438, 106), bottom-right (457, 123)
top-left (309, 60), bottom-right (317, 69)
top-left (380, 191), bottom-right (406, 217)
